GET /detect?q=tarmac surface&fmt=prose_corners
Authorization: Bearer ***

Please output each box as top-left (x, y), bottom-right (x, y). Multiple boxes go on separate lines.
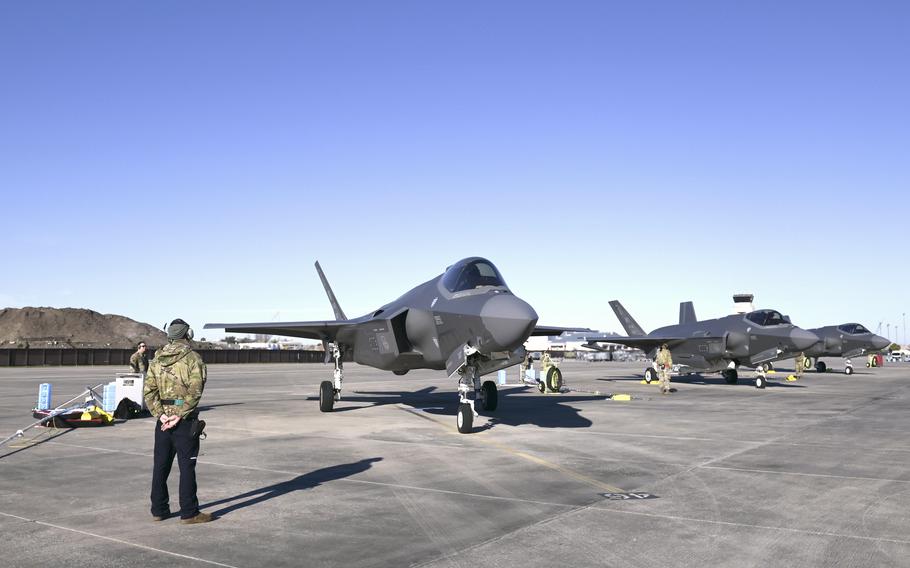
top-left (1, 359), bottom-right (909, 568)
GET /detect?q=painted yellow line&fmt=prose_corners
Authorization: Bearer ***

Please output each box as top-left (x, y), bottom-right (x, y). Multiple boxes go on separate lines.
top-left (398, 405), bottom-right (625, 494)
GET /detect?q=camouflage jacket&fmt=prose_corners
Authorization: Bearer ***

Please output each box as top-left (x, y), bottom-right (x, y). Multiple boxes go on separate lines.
top-left (656, 348), bottom-right (673, 368)
top-left (143, 339), bottom-right (206, 419)
top-left (130, 351), bottom-right (149, 373)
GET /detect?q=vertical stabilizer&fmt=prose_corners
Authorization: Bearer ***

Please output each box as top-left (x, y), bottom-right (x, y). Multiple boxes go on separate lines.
top-left (315, 261), bottom-right (348, 321)
top-left (609, 300), bottom-right (647, 336)
top-left (679, 301), bottom-right (697, 325)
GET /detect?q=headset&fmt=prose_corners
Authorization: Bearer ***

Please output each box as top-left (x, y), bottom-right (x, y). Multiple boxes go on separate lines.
top-left (163, 318), bottom-right (194, 340)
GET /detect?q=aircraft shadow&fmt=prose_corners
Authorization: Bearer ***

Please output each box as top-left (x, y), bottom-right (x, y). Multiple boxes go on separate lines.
top-left (199, 457), bottom-right (382, 517)
top-left (305, 386), bottom-right (448, 409)
top-left (308, 385), bottom-right (608, 430)
top-left (598, 374), bottom-right (806, 389)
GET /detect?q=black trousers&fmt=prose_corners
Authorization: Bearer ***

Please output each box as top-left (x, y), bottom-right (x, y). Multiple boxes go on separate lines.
top-left (150, 417), bottom-right (200, 519)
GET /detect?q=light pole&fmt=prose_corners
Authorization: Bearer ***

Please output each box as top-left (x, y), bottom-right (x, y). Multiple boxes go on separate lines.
top-left (887, 323), bottom-right (891, 342)
top-left (903, 312), bottom-right (906, 347)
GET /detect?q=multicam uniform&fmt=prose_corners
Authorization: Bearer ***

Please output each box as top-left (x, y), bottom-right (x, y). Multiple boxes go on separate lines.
top-left (143, 339), bottom-right (207, 520)
top-left (130, 350), bottom-right (149, 374)
top-left (656, 346), bottom-right (673, 393)
top-left (795, 352), bottom-right (806, 377)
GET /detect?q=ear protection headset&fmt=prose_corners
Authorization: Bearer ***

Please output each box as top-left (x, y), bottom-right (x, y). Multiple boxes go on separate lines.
top-left (163, 318), bottom-right (195, 340)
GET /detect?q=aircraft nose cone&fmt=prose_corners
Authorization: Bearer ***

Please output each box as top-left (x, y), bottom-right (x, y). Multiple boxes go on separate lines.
top-left (481, 294), bottom-right (538, 350)
top-left (872, 335), bottom-right (891, 351)
top-left (790, 328), bottom-right (820, 351)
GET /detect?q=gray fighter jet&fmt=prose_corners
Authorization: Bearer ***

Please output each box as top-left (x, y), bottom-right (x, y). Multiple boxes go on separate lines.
top-left (684, 300), bottom-right (890, 376)
top-left (792, 323), bottom-right (890, 375)
top-left (205, 258), bottom-right (586, 433)
top-left (582, 300), bottom-right (819, 388)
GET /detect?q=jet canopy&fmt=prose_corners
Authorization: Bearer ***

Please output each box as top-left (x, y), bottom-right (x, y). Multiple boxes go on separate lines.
top-left (838, 323), bottom-right (870, 334)
top-left (745, 309), bottom-right (789, 327)
top-left (442, 258), bottom-right (508, 293)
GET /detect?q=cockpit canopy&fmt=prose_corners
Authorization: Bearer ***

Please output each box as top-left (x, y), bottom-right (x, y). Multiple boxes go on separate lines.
top-left (442, 258), bottom-right (508, 293)
top-left (746, 309), bottom-right (789, 327)
top-left (838, 323), bottom-right (870, 334)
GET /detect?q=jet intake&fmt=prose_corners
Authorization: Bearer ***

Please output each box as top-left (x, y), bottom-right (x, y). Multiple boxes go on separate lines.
top-left (724, 331), bottom-right (749, 358)
top-left (823, 336), bottom-right (842, 354)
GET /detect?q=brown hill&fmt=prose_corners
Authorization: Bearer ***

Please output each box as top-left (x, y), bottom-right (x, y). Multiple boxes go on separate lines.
top-left (0, 307), bottom-right (168, 349)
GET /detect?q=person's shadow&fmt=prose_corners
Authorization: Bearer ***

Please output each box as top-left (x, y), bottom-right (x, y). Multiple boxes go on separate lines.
top-left (200, 457), bottom-right (382, 517)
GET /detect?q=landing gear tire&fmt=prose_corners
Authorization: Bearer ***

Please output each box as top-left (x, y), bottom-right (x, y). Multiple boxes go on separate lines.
top-left (537, 381), bottom-right (546, 394)
top-left (755, 375), bottom-right (766, 389)
top-left (760, 362), bottom-right (774, 373)
top-left (319, 380), bottom-right (334, 412)
top-left (545, 367), bottom-right (563, 392)
top-left (481, 380), bottom-right (498, 411)
top-left (723, 370), bottom-right (738, 384)
top-left (456, 403), bottom-right (473, 433)
top-left (845, 365), bottom-right (854, 376)
top-left (815, 361), bottom-right (827, 373)
top-left (644, 367), bottom-right (657, 384)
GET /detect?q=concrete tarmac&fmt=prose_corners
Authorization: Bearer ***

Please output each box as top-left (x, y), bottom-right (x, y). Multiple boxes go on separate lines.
top-left (1, 359), bottom-right (909, 567)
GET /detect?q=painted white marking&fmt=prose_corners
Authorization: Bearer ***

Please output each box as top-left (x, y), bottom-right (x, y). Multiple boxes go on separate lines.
top-left (0, 510), bottom-right (241, 567)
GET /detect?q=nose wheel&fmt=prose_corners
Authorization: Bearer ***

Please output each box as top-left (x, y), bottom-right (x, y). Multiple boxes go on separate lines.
top-left (319, 344), bottom-right (344, 413)
top-left (457, 403), bottom-right (473, 433)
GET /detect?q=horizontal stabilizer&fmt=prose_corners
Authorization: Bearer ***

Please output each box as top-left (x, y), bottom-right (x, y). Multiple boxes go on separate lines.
top-left (203, 320), bottom-right (349, 342)
top-left (530, 325), bottom-right (594, 337)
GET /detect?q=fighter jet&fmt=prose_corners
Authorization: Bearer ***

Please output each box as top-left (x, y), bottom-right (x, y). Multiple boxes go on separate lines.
top-left (789, 323), bottom-right (890, 375)
top-left (582, 300), bottom-right (819, 388)
top-left (685, 299), bottom-right (890, 376)
top-left (205, 258), bottom-right (586, 433)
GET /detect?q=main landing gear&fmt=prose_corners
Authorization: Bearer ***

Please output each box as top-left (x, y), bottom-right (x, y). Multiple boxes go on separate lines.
top-left (456, 359), bottom-right (499, 433)
top-left (319, 344), bottom-right (344, 413)
top-left (644, 367), bottom-right (658, 384)
top-left (722, 369), bottom-right (738, 384)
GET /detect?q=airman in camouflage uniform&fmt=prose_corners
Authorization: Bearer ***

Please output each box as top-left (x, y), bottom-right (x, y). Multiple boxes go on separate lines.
top-left (795, 352), bottom-right (807, 378)
top-left (656, 344), bottom-right (673, 394)
top-left (144, 319), bottom-right (212, 524)
top-left (130, 342), bottom-right (149, 374)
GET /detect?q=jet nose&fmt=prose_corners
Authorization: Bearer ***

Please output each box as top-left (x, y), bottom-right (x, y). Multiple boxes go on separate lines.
top-left (872, 335), bottom-right (891, 351)
top-left (481, 294), bottom-right (539, 350)
top-left (790, 328), bottom-right (820, 351)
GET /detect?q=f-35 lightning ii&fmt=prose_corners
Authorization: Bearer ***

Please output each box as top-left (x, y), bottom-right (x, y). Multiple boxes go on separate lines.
top-left (683, 301), bottom-right (890, 376)
top-left (792, 323), bottom-right (890, 375)
top-left (583, 300), bottom-right (819, 388)
top-left (205, 258), bottom-right (586, 433)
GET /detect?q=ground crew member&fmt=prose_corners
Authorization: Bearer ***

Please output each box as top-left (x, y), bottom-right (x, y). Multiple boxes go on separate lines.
top-left (795, 352), bottom-right (807, 378)
top-left (656, 343), bottom-right (673, 394)
top-left (540, 352), bottom-right (552, 374)
top-left (130, 342), bottom-right (149, 374)
top-left (521, 352), bottom-right (533, 379)
top-left (143, 319), bottom-right (211, 524)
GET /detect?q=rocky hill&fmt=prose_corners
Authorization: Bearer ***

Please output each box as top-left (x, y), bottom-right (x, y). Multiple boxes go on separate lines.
top-left (0, 307), bottom-right (168, 349)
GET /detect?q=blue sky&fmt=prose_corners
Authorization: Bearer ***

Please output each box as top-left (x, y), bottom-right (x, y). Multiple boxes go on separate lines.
top-left (1, 1), bottom-right (908, 343)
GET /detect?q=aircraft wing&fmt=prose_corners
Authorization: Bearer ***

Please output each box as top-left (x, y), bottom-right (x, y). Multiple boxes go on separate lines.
top-left (530, 325), bottom-right (594, 337)
top-left (203, 320), bottom-right (350, 342)
top-left (581, 334), bottom-right (689, 351)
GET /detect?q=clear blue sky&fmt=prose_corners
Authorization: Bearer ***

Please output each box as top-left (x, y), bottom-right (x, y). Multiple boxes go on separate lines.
top-left (1, 1), bottom-right (908, 343)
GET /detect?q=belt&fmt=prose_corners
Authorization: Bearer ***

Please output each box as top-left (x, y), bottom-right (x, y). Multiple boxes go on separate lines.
top-left (160, 399), bottom-right (184, 406)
